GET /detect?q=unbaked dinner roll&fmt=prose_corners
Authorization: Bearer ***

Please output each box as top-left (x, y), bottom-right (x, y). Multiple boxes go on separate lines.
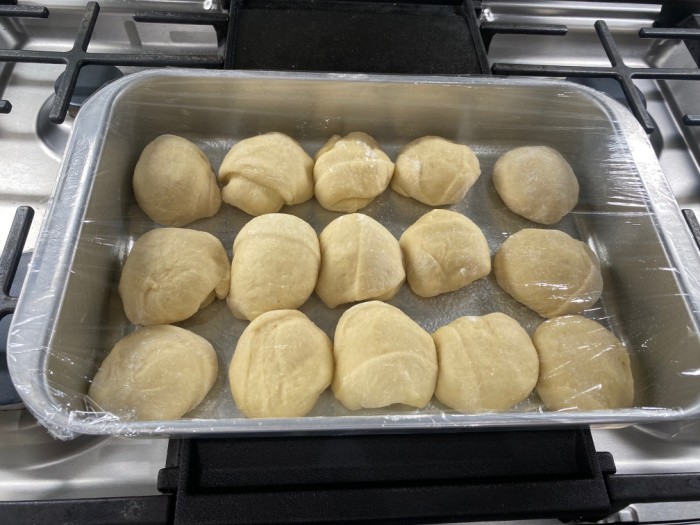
top-left (119, 228), bottom-right (230, 326)
top-left (533, 315), bottom-right (634, 410)
top-left (88, 325), bottom-right (218, 421)
top-left (391, 136), bottom-right (481, 206)
top-left (399, 209), bottom-right (490, 297)
top-left (133, 135), bottom-right (221, 227)
top-left (218, 133), bottom-right (314, 216)
top-left (494, 228), bottom-right (602, 318)
top-left (332, 301), bottom-right (437, 410)
top-left (433, 313), bottom-right (539, 412)
top-left (493, 146), bottom-right (579, 225)
top-left (315, 214), bottom-right (405, 308)
top-left (228, 213), bottom-right (320, 321)
top-left (313, 132), bottom-right (394, 212)
top-left (229, 310), bottom-right (333, 418)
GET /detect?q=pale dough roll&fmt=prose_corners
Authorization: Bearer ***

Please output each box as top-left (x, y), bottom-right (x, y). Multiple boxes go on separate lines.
top-left (315, 214), bottom-right (405, 308)
top-left (88, 325), bottom-right (218, 421)
top-left (399, 209), bottom-right (491, 297)
top-left (119, 228), bottom-right (230, 326)
top-left (494, 228), bottom-right (603, 318)
top-left (313, 132), bottom-right (395, 212)
top-left (534, 315), bottom-right (634, 410)
top-left (493, 146), bottom-right (579, 225)
top-left (218, 133), bottom-right (314, 216)
top-left (133, 135), bottom-right (221, 227)
top-left (228, 213), bottom-right (320, 321)
top-left (332, 301), bottom-right (437, 410)
top-left (391, 136), bottom-right (481, 206)
top-left (433, 313), bottom-right (539, 412)
top-left (229, 310), bottom-right (333, 418)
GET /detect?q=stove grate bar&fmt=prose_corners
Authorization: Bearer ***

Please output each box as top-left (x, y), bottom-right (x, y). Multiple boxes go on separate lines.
top-left (682, 209), bottom-right (700, 249)
top-left (0, 207), bottom-right (33, 321)
top-left (480, 21), bottom-right (567, 52)
top-left (0, 5), bottom-right (48, 18)
top-left (639, 27), bottom-right (700, 39)
top-left (132, 11), bottom-right (228, 25)
top-left (0, 4), bottom-right (50, 115)
top-left (222, 0), bottom-right (241, 69)
top-left (683, 114), bottom-right (700, 125)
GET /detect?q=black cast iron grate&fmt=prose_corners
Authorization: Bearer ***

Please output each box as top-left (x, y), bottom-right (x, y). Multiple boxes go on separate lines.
top-left (1, 1), bottom-right (699, 129)
top-left (0, 1), bottom-right (226, 124)
top-left (0, 206), bottom-right (33, 408)
top-left (483, 17), bottom-right (700, 132)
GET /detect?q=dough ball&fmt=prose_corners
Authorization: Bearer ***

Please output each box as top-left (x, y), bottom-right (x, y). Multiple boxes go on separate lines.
top-left (218, 133), bottom-right (314, 216)
top-left (400, 209), bottom-right (491, 298)
top-left (229, 310), bottom-right (333, 418)
top-left (433, 313), bottom-right (539, 412)
top-left (534, 315), bottom-right (634, 410)
top-left (133, 135), bottom-right (221, 227)
top-left (228, 214), bottom-right (320, 320)
top-left (332, 301), bottom-right (437, 410)
top-left (88, 325), bottom-right (218, 421)
top-left (119, 228), bottom-right (230, 325)
top-left (313, 132), bottom-right (395, 212)
top-left (316, 214), bottom-right (405, 308)
top-left (391, 136), bottom-right (481, 206)
top-left (494, 228), bottom-right (602, 318)
top-left (493, 146), bottom-right (579, 225)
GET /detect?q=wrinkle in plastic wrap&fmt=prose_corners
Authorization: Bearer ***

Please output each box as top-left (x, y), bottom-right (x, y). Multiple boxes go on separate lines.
top-left (7, 71), bottom-right (700, 439)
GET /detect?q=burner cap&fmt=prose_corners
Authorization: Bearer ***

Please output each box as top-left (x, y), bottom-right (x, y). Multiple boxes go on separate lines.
top-left (54, 65), bottom-right (123, 117)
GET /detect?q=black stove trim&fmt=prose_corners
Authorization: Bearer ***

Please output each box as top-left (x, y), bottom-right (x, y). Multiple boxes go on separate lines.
top-left (1, 495), bottom-right (172, 525)
top-left (3, 428), bottom-right (700, 524)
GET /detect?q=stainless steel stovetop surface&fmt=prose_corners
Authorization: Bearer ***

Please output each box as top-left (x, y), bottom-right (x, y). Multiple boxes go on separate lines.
top-left (1, 1), bottom-right (700, 522)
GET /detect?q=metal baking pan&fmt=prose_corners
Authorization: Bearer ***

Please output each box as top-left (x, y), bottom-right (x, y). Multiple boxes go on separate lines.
top-left (8, 70), bottom-right (700, 439)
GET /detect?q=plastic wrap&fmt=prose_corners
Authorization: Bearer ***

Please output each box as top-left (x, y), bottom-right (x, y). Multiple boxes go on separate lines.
top-left (7, 70), bottom-right (700, 439)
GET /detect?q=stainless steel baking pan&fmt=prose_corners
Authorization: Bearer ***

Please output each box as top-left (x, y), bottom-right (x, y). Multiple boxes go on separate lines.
top-left (8, 70), bottom-right (700, 439)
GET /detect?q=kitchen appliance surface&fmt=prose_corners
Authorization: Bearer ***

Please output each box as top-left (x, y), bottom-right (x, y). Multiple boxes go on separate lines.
top-left (2, 1), bottom-right (700, 523)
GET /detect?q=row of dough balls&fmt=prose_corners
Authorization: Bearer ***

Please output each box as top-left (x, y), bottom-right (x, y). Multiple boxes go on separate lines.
top-left (118, 211), bottom-right (603, 326)
top-left (88, 304), bottom-right (634, 421)
top-left (134, 133), bottom-right (579, 225)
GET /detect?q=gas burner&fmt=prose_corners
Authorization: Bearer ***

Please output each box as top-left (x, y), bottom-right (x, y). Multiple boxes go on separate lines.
top-left (54, 65), bottom-right (123, 119)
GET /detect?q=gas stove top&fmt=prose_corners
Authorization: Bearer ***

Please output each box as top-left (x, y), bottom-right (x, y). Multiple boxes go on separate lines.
top-left (1, 1), bottom-right (700, 523)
